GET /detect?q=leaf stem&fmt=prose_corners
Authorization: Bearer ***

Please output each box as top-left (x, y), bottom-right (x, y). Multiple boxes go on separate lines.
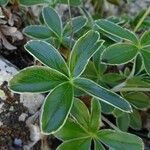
top-left (134, 6), bottom-right (150, 32)
top-left (102, 116), bottom-right (121, 131)
top-left (68, 0), bottom-right (74, 50)
top-left (111, 82), bottom-right (127, 92)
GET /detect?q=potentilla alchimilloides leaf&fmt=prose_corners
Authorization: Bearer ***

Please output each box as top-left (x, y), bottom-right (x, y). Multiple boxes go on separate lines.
top-left (9, 66), bottom-right (68, 93)
top-left (74, 78), bottom-right (132, 112)
top-left (63, 16), bottom-right (87, 36)
top-left (25, 40), bottom-right (69, 75)
top-left (42, 6), bottom-right (62, 38)
top-left (41, 82), bottom-right (73, 134)
top-left (71, 98), bottom-right (90, 129)
top-left (55, 118), bottom-right (88, 141)
top-left (69, 30), bottom-right (103, 77)
top-left (90, 98), bottom-right (101, 132)
top-left (23, 25), bottom-right (53, 39)
top-left (95, 19), bottom-right (138, 44)
top-left (101, 43), bottom-right (138, 65)
top-left (57, 137), bottom-right (91, 150)
top-left (97, 129), bottom-right (144, 150)
top-left (140, 30), bottom-right (150, 46)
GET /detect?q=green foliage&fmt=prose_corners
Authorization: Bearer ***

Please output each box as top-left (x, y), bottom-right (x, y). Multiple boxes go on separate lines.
top-left (43, 7), bottom-right (62, 38)
top-left (41, 82), bottom-right (74, 133)
top-left (8, 2), bottom-right (150, 149)
top-left (95, 19), bottom-right (138, 43)
top-left (97, 129), bottom-right (143, 150)
top-left (96, 19), bottom-right (150, 76)
top-left (74, 78), bottom-right (131, 112)
top-left (23, 25), bottom-right (53, 39)
top-left (9, 28), bottom-right (132, 134)
top-left (55, 99), bottom-right (143, 150)
top-left (101, 43), bottom-right (138, 64)
top-left (0, 0), bottom-right (8, 5)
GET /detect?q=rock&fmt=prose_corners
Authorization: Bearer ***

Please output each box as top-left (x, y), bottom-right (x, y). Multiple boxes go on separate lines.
top-left (9, 106), bottom-right (14, 111)
top-left (20, 94), bottom-right (44, 114)
top-left (0, 121), bottom-right (3, 126)
top-left (127, 0), bottom-right (150, 15)
top-left (0, 56), bottom-right (18, 85)
top-left (13, 138), bottom-right (23, 147)
top-left (0, 89), bottom-right (6, 100)
top-left (0, 102), bottom-right (4, 113)
top-left (0, 56), bottom-right (44, 114)
top-left (18, 113), bottom-right (28, 122)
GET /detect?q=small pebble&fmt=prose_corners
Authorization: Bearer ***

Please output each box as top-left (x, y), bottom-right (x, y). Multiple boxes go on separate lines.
top-left (18, 113), bottom-right (28, 122)
top-left (13, 138), bottom-right (22, 147)
top-left (9, 106), bottom-right (14, 111)
top-left (0, 121), bottom-right (3, 126)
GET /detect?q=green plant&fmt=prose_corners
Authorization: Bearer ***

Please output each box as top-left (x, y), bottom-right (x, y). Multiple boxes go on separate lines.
top-left (96, 19), bottom-right (150, 75)
top-left (9, 29), bottom-right (133, 133)
top-left (23, 6), bottom-right (87, 50)
top-left (7, 1), bottom-right (150, 149)
top-left (55, 98), bottom-right (143, 150)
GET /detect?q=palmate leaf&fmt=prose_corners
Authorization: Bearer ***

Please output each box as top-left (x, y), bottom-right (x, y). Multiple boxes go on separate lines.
top-left (23, 25), bottom-right (53, 39)
top-left (71, 98), bottom-right (90, 129)
top-left (57, 137), bottom-right (91, 150)
top-left (42, 7), bottom-right (62, 38)
top-left (56, 98), bottom-right (101, 140)
top-left (69, 30), bottom-right (103, 77)
top-left (74, 78), bottom-right (132, 112)
top-left (41, 82), bottom-right (74, 134)
top-left (25, 40), bottom-right (69, 75)
top-left (95, 19), bottom-right (138, 44)
top-left (97, 129), bottom-right (144, 150)
top-left (9, 66), bottom-right (68, 93)
top-left (101, 43), bottom-right (138, 65)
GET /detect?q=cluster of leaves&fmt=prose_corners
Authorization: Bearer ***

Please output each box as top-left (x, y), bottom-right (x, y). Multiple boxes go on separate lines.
top-left (7, 1), bottom-right (150, 150)
top-left (55, 98), bottom-right (143, 150)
